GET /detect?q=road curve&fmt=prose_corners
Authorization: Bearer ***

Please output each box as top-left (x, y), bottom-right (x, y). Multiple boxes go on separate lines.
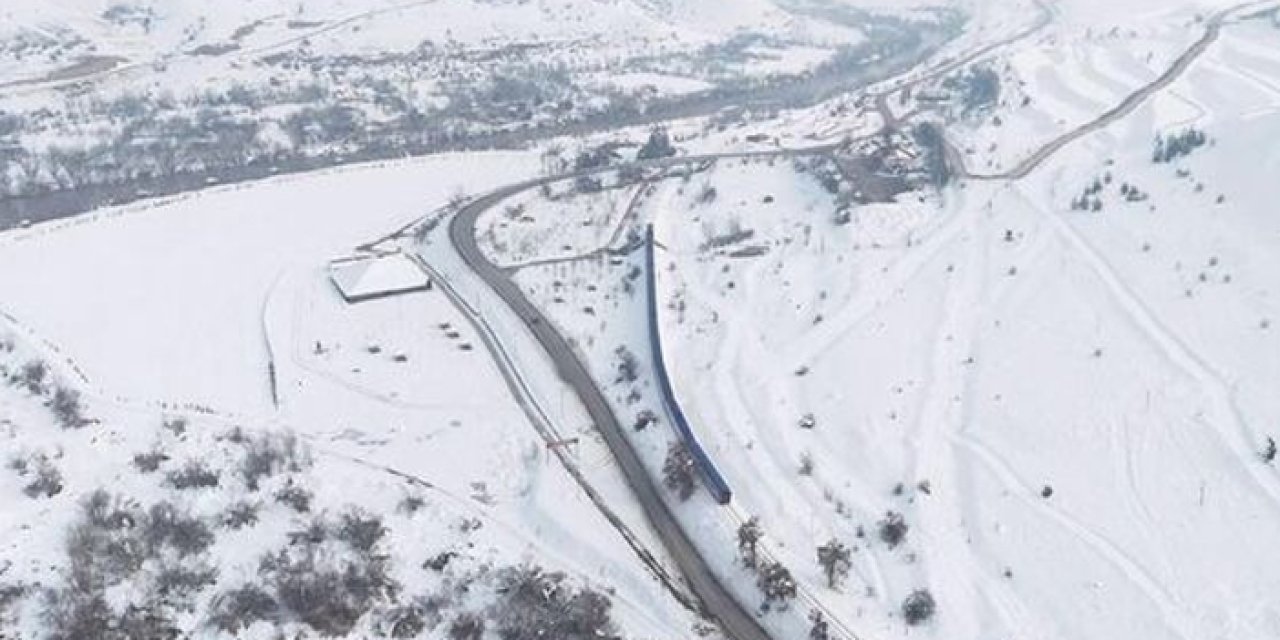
top-left (442, 152), bottom-right (822, 640)
top-left (957, 1), bottom-right (1268, 180)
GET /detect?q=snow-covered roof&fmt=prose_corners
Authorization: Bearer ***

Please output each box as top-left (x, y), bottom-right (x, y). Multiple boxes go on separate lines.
top-left (328, 251), bottom-right (430, 302)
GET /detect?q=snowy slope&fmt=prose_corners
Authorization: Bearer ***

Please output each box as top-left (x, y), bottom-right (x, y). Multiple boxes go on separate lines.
top-left (0, 152), bottom-right (702, 638)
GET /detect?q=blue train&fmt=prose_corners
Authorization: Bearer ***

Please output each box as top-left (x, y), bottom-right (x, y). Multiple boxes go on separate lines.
top-left (645, 225), bottom-right (734, 505)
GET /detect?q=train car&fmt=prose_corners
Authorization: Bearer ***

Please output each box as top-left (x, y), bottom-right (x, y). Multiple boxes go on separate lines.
top-left (644, 225), bottom-right (734, 505)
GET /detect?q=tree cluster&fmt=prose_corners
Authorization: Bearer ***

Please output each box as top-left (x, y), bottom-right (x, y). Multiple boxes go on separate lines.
top-left (1153, 128), bottom-right (1207, 163)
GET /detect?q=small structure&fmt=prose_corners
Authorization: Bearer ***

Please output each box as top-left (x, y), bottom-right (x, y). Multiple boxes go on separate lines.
top-left (328, 250), bottom-right (431, 303)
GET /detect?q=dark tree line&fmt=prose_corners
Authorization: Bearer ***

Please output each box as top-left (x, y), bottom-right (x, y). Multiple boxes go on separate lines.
top-left (1153, 128), bottom-right (1207, 163)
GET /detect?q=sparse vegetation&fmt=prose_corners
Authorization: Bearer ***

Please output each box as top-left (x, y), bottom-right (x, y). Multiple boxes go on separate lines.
top-left (208, 584), bottom-right (279, 634)
top-left (132, 449), bottom-right (170, 473)
top-left (166, 460), bottom-right (221, 490)
top-left (14, 360), bottom-right (48, 395)
top-left (756, 561), bottom-right (798, 612)
top-left (143, 501), bottom-right (215, 557)
top-left (449, 611), bottom-right (486, 639)
top-left (878, 511), bottom-right (908, 548)
top-left (816, 539), bottom-right (852, 589)
top-left (275, 478), bottom-right (314, 513)
top-left (662, 442), bottom-right (698, 501)
top-left (738, 517), bottom-right (764, 568)
top-left (489, 564), bottom-right (619, 640)
top-left (258, 512), bottom-right (399, 637)
top-left (220, 500), bottom-right (261, 530)
top-left (238, 431), bottom-right (306, 491)
top-left (902, 589), bottom-right (936, 625)
top-left (1153, 128), bottom-right (1207, 163)
top-left (809, 609), bottom-right (831, 640)
top-left (13, 452), bottom-right (64, 498)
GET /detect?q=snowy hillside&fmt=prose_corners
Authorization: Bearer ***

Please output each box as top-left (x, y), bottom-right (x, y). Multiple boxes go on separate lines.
top-left (3, 0), bottom-right (1280, 639)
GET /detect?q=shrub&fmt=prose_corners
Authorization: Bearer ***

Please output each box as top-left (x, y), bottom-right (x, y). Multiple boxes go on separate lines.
top-left (274, 479), bottom-right (313, 513)
top-left (878, 511), bottom-right (908, 548)
top-left (19, 453), bottom-right (64, 498)
top-left (737, 517), bottom-right (763, 568)
top-left (490, 565), bottom-right (617, 640)
top-left (154, 561), bottom-right (218, 599)
top-left (263, 547), bottom-right (397, 637)
top-left (798, 452), bottom-right (814, 476)
top-left (220, 501), bottom-right (260, 530)
top-left (165, 461), bottom-right (220, 490)
top-left (161, 417), bottom-right (187, 436)
top-left (132, 450), bottom-right (170, 473)
top-left (208, 584), bottom-right (279, 633)
top-left (425, 551), bottom-right (459, 573)
top-left (388, 605), bottom-right (427, 638)
top-left (49, 387), bottom-right (87, 429)
top-left (809, 609), bottom-right (831, 640)
top-left (112, 602), bottom-right (181, 639)
top-left (902, 589), bottom-right (936, 625)
top-left (397, 493), bottom-right (426, 515)
top-left (239, 432), bottom-right (305, 491)
top-left (636, 127), bottom-right (676, 160)
top-left (67, 491), bottom-right (148, 588)
top-left (662, 442), bottom-right (697, 501)
top-left (143, 502), bottom-right (214, 557)
top-left (0, 583), bottom-right (26, 618)
top-left (260, 510), bottom-right (399, 637)
top-left (449, 612), bottom-right (485, 640)
top-left (816, 539), bottom-right (851, 589)
top-left (15, 360), bottom-right (48, 395)
top-left (756, 561), bottom-right (797, 612)
top-left (337, 510), bottom-right (387, 554)
top-left (43, 589), bottom-right (114, 640)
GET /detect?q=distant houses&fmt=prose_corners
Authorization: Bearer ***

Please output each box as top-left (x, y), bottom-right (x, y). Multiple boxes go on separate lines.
top-left (327, 250), bottom-right (431, 303)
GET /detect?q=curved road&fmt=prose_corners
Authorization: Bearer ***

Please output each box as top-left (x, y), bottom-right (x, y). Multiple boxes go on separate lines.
top-left (446, 156), bottom-right (799, 640)
top-left (426, 3), bottom-right (1271, 638)
top-left (954, 1), bottom-right (1268, 180)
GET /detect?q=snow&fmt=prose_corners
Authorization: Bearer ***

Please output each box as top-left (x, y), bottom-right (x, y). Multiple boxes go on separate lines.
top-left (327, 250), bottom-right (430, 302)
top-left (0, 152), bottom-right (532, 417)
top-left (0, 151), bottom-right (703, 637)
top-left (4, 0), bottom-right (1280, 638)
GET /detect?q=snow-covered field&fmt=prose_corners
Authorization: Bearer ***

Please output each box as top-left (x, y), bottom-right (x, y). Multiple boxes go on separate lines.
top-left (3, 0), bottom-right (1280, 638)
top-left (650, 23), bottom-right (1280, 640)
top-left (470, 11), bottom-right (1280, 634)
top-left (0, 152), bottom-right (701, 638)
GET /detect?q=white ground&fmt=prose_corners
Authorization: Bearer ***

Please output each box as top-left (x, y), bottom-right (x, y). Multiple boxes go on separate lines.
top-left (0, 151), bottom-right (701, 638)
top-left (3, 1), bottom-right (1280, 639)
top-left (475, 13), bottom-right (1280, 636)
top-left (648, 21), bottom-right (1280, 640)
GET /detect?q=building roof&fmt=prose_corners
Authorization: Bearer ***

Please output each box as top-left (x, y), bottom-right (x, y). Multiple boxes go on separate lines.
top-left (328, 251), bottom-right (430, 302)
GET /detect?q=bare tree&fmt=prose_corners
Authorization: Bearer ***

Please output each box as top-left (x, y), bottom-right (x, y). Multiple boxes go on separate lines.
top-left (737, 517), bottom-right (763, 569)
top-left (878, 511), bottom-right (908, 548)
top-left (809, 609), bottom-right (831, 640)
top-left (902, 589), bottom-right (936, 625)
top-left (756, 561), bottom-right (797, 612)
top-left (662, 442), bottom-right (697, 501)
top-left (816, 539), bottom-right (852, 589)
top-left (50, 387), bottom-right (87, 429)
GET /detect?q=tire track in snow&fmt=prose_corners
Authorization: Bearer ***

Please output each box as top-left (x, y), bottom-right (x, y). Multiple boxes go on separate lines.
top-left (900, 193), bottom-right (1035, 640)
top-left (783, 184), bottom-right (1004, 374)
top-left (1015, 188), bottom-right (1280, 513)
top-left (956, 434), bottom-right (1199, 640)
top-left (654, 212), bottom-right (876, 640)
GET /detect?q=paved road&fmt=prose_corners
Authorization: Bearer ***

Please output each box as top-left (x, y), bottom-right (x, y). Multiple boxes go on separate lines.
top-left (429, 4), bottom-right (1269, 637)
top-left (444, 151), bottom-right (831, 640)
top-left (953, 1), bottom-right (1266, 180)
top-left (873, 0), bottom-right (1055, 130)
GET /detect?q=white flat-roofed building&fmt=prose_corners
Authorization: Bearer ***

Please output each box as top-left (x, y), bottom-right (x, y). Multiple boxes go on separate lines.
top-left (328, 250), bottom-right (431, 303)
